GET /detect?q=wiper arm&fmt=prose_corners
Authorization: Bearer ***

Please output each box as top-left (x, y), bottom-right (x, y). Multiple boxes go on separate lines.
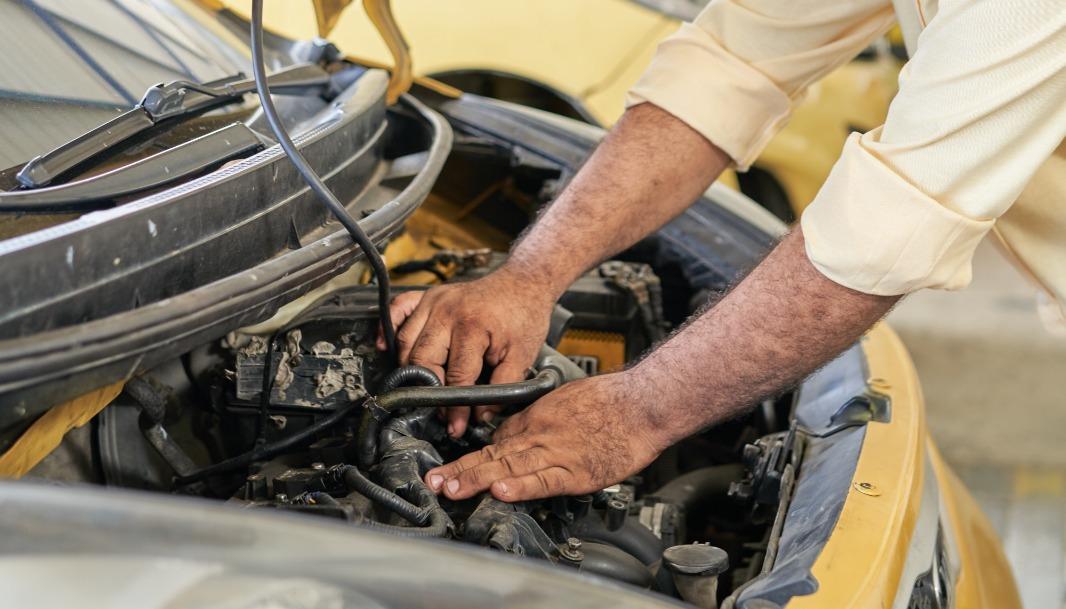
top-left (16, 64), bottom-right (330, 189)
top-left (0, 123), bottom-right (265, 212)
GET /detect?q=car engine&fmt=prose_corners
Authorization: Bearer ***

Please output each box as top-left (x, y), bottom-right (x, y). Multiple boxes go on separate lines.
top-left (74, 247), bottom-right (797, 608)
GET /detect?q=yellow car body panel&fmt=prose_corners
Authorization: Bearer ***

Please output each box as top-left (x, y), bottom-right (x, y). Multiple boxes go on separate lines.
top-left (226, 0), bottom-right (892, 213)
top-left (789, 324), bottom-right (1021, 609)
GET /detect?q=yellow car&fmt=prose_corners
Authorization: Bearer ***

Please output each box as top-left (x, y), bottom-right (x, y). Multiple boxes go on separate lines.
top-left (0, 2), bottom-right (1020, 609)
top-left (238, 0), bottom-right (900, 221)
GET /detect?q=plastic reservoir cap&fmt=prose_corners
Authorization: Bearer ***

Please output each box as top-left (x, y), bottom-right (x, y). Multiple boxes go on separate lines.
top-left (662, 543), bottom-right (729, 576)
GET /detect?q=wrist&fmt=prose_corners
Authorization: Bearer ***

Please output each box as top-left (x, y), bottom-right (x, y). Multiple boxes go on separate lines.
top-left (613, 367), bottom-right (682, 452)
top-left (494, 258), bottom-right (570, 306)
top-left (621, 359), bottom-right (714, 450)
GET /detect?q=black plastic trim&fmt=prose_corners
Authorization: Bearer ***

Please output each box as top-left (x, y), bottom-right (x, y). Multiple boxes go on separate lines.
top-left (0, 123), bottom-right (264, 211)
top-left (0, 95), bottom-right (451, 435)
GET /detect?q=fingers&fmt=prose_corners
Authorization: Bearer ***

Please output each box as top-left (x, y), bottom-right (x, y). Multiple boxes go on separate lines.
top-left (445, 406), bottom-right (471, 438)
top-left (406, 319), bottom-right (450, 379)
top-left (469, 359), bottom-right (530, 427)
top-left (445, 330), bottom-right (489, 388)
top-left (378, 291), bottom-right (425, 351)
top-left (472, 404), bottom-right (503, 424)
top-left (488, 359), bottom-right (529, 385)
top-left (425, 442), bottom-right (552, 501)
top-left (492, 467), bottom-right (575, 502)
top-left (425, 439), bottom-right (523, 493)
top-left (396, 304), bottom-right (435, 366)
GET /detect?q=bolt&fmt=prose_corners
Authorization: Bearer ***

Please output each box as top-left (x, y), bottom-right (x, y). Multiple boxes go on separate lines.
top-left (560, 537), bottom-right (584, 563)
top-left (868, 377), bottom-right (891, 390)
top-left (275, 493), bottom-right (289, 503)
top-left (311, 462), bottom-right (325, 471)
top-left (853, 481), bottom-right (882, 496)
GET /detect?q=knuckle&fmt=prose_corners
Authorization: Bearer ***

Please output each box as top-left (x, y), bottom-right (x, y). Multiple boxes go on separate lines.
top-left (462, 466), bottom-right (487, 487)
top-left (534, 471), bottom-right (555, 494)
top-left (481, 444), bottom-right (502, 461)
top-left (499, 452), bottom-right (525, 477)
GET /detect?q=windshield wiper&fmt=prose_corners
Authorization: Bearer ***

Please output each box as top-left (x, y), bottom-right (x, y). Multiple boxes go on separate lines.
top-left (15, 64), bottom-right (330, 189)
top-left (0, 123), bottom-right (266, 212)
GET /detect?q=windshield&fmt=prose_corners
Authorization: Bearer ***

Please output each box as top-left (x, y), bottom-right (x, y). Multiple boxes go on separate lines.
top-left (0, 0), bottom-right (246, 169)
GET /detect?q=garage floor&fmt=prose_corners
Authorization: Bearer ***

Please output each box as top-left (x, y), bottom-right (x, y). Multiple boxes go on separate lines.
top-left (888, 239), bottom-right (1066, 609)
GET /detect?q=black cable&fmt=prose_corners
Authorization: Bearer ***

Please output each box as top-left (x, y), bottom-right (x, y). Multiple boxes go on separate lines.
top-left (255, 334), bottom-right (278, 448)
top-left (249, 0), bottom-right (397, 364)
top-left (172, 400), bottom-right (363, 486)
top-left (338, 465), bottom-right (430, 526)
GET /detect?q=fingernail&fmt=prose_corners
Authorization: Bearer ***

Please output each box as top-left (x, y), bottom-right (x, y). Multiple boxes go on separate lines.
top-left (428, 474), bottom-right (443, 491)
top-left (496, 481), bottom-right (509, 496)
top-left (481, 412), bottom-right (493, 422)
top-left (446, 479), bottom-right (459, 495)
top-left (447, 423), bottom-right (455, 436)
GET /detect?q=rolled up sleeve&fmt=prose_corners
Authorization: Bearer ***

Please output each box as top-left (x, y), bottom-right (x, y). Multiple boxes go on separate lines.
top-left (626, 0), bottom-right (895, 169)
top-left (801, 0), bottom-right (1066, 295)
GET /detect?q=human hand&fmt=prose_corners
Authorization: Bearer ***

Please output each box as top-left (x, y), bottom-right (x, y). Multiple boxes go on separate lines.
top-left (377, 269), bottom-right (556, 438)
top-left (422, 372), bottom-right (669, 502)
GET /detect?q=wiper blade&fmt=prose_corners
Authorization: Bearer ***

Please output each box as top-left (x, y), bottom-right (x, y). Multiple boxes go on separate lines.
top-left (0, 123), bottom-right (265, 212)
top-left (16, 64), bottom-right (330, 189)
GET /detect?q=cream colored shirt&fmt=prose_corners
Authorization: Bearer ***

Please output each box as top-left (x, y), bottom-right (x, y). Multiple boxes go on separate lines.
top-left (626, 0), bottom-right (1066, 308)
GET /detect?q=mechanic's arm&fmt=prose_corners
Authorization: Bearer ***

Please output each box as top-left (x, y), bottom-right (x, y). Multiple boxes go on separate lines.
top-left (424, 227), bottom-right (897, 500)
top-left (385, 0), bottom-right (896, 437)
top-left (384, 103), bottom-right (731, 436)
top-left (425, 0), bottom-right (1066, 500)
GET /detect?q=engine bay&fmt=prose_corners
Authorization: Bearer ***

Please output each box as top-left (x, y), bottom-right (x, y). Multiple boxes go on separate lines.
top-left (28, 115), bottom-right (799, 608)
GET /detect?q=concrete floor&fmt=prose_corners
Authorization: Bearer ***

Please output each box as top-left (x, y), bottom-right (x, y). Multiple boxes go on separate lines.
top-left (887, 239), bottom-right (1066, 608)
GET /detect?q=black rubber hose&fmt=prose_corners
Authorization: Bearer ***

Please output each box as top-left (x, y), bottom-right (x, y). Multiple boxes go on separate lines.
top-left (339, 465), bottom-right (429, 526)
top-left (354, 507), bottom-right (451, 538)
top-left (357, 368), bottom-right (562, 466)
top-left (375, 368), bottom-right (561, 412)
top-left (570, 517), bottom-right (665, 566)
top-left (125, 376), bottom-right (167, 422)
top-left (379, 365), bottom-right (442, 393)
top-left (335, 465), bottom-right (451, 538)
top-left (358, 365), bottom-right (442, 466)
top-left (173, 400), bottom-right (363, 486)
top-left (578, 542), bottom-right (655, 588)
top-left (651, 464), bottom-right (745, 510)
top-left (250, 0), bottom-right (397, 365)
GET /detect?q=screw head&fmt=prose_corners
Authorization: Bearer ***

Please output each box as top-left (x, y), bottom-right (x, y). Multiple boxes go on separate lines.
top-left (854, 481), bottom-right (882, 496)
top-left (275, 493), bottom-right (289, 503)
top-left (311, 462), bottom-right (326, 471)
top-left (566, 537), bottom-right (582, 551)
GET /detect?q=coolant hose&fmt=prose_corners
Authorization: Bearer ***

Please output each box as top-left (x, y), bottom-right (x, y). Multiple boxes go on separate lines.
top-left (357, 367), bottom-right (562, 466)
top-left (651, 464), bottom-right (745, 512)
top-left (571, 517), bottom-right (666, 566)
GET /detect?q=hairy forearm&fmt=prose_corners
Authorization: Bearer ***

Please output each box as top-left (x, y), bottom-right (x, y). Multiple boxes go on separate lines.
top-left (500, 103), bottom-right (731, 299)
top-left (630, 228), bottom-right (901, 446)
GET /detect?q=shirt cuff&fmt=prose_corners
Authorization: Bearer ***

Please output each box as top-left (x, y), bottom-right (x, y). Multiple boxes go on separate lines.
top-left (801, 130), bottom-right (995, 295)
top-left (624, 23), bottom-right (793, 171)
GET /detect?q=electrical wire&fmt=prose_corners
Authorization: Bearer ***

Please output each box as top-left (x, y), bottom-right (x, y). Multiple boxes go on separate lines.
top-left (249, 0), bottom-right (397, 364)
